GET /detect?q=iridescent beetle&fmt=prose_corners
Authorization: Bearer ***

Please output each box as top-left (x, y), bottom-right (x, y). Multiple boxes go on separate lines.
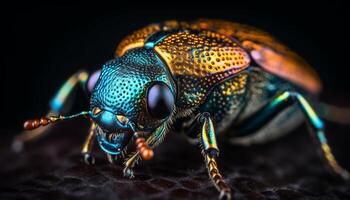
top-left (13, 19), bottom-right (349, 199)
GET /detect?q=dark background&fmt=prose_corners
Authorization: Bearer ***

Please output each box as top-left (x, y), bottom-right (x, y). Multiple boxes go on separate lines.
top-left (1, 2), bottom-right (350, 200)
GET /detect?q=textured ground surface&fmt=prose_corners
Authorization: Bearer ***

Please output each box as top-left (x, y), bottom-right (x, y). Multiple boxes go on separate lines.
top-left (0, 120), bottom-right (349, 200)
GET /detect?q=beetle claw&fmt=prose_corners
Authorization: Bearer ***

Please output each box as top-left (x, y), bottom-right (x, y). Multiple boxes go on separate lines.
top-left (83, 153), bottom-right (95, 165)
top-left (339, 170), bottom-right (350, 180)
top-left (219, 190), bottom-right (231, 200)
top-left (123, 167), bottom-right (135, 179)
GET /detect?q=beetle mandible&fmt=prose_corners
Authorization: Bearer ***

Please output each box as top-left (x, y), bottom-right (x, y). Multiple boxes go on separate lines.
top-left (13, 19), bottom-right (349, 200)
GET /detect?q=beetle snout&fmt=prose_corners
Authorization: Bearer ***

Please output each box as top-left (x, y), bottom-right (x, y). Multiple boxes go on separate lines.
top-left (91, 107), bottom-right (130, 133)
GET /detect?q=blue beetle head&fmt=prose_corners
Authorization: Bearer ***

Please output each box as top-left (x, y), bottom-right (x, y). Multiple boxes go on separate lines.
top-left (89, 48), bottom-right (176, 155)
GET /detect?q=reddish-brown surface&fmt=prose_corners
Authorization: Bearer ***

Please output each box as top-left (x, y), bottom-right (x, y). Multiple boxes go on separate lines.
top-left (0, 120), bottom-right (349, 200)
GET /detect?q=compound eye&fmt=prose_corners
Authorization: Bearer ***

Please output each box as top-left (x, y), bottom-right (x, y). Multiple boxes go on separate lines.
top-left (147, 82), bottom-right (175, 119)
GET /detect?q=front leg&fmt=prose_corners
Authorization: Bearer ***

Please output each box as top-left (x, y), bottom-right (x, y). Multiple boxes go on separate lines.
top-left (198, 113), bottom-right (231, 200)
top-left (123, 123), bottom-right (168, 178)
top-left (81, 122), bottom-right (97, 165)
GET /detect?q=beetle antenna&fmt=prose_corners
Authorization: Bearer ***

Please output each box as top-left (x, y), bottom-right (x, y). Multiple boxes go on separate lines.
top-left (23, 111), bottom-right (91, 130)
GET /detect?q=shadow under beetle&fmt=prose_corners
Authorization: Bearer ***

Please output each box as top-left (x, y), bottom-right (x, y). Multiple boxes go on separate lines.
top-left (13, 19), bottom-right (349, 200)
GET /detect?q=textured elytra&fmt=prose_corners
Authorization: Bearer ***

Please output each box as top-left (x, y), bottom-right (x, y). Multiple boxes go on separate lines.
top-left (115, 20), bottom-right (252, 111)
top-left (154, 30), bottom-right (250, 77)
top-left (115, 19), bottom-right (321, 95)
top-left (220, 75), bottom-right (248, 96)
top-left (153, 30), bottom-right (250, 110)
top-left (192, 19), bottom-right (321, 93)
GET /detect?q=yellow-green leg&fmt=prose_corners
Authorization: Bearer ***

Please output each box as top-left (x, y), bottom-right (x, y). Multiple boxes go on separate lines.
top-left (81, 122), bottom-right (97, 165)
top-left (234, 91), bottom-right (349, 180)
top-left (199, 112), bottom-right (231, 200)
top-left (295, 93), bottom-right (349, 179)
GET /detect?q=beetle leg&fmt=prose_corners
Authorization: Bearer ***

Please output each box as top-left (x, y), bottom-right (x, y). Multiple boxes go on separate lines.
top-left (81, 122), bottom-right (97, 165)
top-left (12, 70), bottom-right (91, 152)
top-left (233, 91), bottom-right (349, 180)
top-left (123, 123), bottom-right (168, 179)
top-left (294, 93), bottom-right (349, 180)
top-left (198, 112), bottom-right (232, 200)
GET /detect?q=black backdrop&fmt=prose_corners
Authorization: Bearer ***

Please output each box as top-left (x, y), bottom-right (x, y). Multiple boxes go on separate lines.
top-left (2, 2), bottom-right (349, 130)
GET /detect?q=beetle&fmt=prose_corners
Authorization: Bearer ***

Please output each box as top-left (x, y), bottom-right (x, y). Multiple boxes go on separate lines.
top-left (13, 19), bottom-right (349, 199)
